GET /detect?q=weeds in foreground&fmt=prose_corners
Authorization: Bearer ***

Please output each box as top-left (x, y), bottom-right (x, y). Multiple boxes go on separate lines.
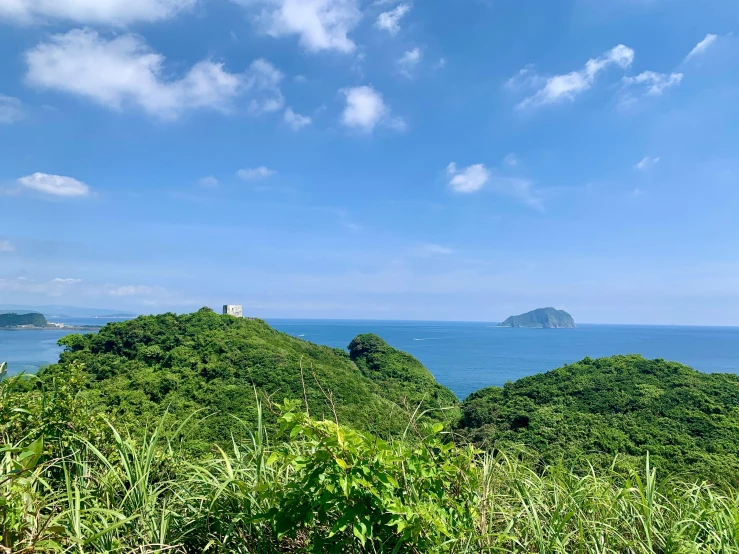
top-left (2, 375), bottom-right (739, 553)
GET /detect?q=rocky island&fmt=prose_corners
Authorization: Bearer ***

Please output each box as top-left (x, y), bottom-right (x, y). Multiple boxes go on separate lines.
top-left (498, 307), bottom-right (575, 328)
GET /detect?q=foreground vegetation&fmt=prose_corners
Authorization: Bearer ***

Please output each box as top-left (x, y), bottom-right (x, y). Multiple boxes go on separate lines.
top-left (3, 312), bottom-right (739, 552)
top-left (3, 370), bottom-right (739, 553)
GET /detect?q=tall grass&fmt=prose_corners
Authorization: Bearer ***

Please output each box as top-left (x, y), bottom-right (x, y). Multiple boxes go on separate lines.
top-left (2, 377), bottom-right (739, 553)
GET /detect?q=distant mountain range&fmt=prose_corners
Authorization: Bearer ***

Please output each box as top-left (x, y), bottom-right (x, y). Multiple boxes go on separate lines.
top-left (0, 305), bottom-right (137, 318)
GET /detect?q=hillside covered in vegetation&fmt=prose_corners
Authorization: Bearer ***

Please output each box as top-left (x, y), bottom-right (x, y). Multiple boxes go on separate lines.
top-left (40, 309), bottom-right (458, 452)
top-left (0, 312), bottom-right (47, 327)
top-left (458, 354), bottom-right (739, 484)
top-left (4, 311), bottom-right (739, 552)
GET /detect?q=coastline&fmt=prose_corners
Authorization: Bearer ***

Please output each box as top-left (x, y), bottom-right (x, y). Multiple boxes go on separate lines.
top-left (0, 326), bottom-right (102, 331)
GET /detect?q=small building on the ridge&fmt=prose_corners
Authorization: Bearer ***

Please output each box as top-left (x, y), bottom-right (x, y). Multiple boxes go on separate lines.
top-left (223, 305), bottom-right (243, 318)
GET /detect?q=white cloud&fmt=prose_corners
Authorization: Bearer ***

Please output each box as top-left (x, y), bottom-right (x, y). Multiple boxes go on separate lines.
top-left (622, 71), bottom-right (682, 96)
top-left (106, 285), bottom-right (154, 296)
top-left (0, 276), bottom-right (82, 297)
top-left (685, 34), bottom-right (718, 62)
top-left (0, 95), bottom-right (24, 124)
top-left (340, 85), bottom-right (404, 132)
top-left (503, 153), bottom-right (519, 167)
top-left (397, 47), bottom-right (421, 77)
top-left (0, 0), bottom-right (197, 25)
top-left (417, 244), bottom-right (453, 257)
top-left (18, 173), bottom-right (91, 197)
top-left (635, 156), bottom-right (659, 170)
top-left (244, 58), bottom-right (284, 114)
top-left (198, 176), bottom-right (219, 187)
top-left (446, 162), bottom-right (490, 193)
top-left (0, 240), bottom-right (14, 252)
top-left (242, 0), bottom-right (361, 54)
top-left (25, 29), bottom-right (283, 119)
top-left (375, 3), bottom-right (410, 35)
top-left (446, 163), bottom-right (543, 208)
top-left (505, 64), bottom-right (545, 90)
top-left (237, 166), bottom-right (276, 179)
top-left (517, 45), bottom-right (634, 109)
top-left (284, 107), bottom-right (312, 130)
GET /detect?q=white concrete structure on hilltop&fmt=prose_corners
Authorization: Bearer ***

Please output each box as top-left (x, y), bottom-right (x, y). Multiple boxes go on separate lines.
top-left (223, 305), bottom-right (243, 318)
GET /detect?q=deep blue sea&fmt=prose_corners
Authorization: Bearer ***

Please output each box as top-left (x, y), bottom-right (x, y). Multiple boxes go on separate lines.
top-left (2, 318), bottom-right (738, 399)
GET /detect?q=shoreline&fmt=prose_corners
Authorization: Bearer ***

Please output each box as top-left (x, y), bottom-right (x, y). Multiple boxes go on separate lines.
top-left (0, 326), bottom-right (102, 331)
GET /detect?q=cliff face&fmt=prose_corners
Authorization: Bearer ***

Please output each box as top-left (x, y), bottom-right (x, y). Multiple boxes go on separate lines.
top-left (0, 312), bottom-right (48, 327)
top-left (498, 308), bottom-right (575, 329)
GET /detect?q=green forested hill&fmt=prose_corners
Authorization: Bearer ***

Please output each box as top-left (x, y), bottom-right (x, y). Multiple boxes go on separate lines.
top-left (349, 333), bottom-right (459, 414)
top-left (458, 355), bottom-right (739, 484)
top-left (41, 308), bottom-right (457, 452)
top-left (0, 312), bottom-right (47, 327)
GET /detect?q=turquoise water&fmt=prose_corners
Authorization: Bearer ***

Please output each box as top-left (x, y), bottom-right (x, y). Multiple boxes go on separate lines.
top-left (2, 319), bottom-right (738, 400)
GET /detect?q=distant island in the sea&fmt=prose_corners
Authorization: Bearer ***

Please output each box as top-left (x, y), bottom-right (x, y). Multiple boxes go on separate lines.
top-left (0, 312), bottom-right (101, 331)
top-left (498, 307), bottom-right (576, 329)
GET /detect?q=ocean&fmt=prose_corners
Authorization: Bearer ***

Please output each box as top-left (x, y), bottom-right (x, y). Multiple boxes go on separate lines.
top-left (2, 318), bottom-right (738, 399)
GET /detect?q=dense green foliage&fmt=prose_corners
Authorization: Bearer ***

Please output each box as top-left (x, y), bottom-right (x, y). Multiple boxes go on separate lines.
top-left (4, 373), bottom-right (739, 553)
top-left (349, 333), bottom-right (460, 415)
top-left (0, 312), bottom-right (47, 328)
top-left (4, 314), bottom-right (739, 551)
top-left (41, 309), bottom-right (457, 452)
top-left (498, 307), bottom-right (575, 328)
top-left (459, 355), bottom-right (739, 484)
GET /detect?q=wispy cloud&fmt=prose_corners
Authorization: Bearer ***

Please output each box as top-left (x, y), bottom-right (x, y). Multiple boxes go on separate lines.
top-left (375, 3), bottom-right (411, 35)
top-left (622, 71), bottom-right (682, 96)
top-left (635, 156), bottom-right (660, 170)
top-left (0, 95), bottom-right (24, 124)
top-left (397, 47), bottom-right (421, 77)
top-left (0, 276), bottom-right (82, 297)
top-left (685, 34), bottom-right (718, 62)
top-left (516, 45), bottom-right (634, 109)
top-left (198, 176), bottom-right (219, 187)
top-left (0, 0), bottom-right (197, 25)
top-left (25, 30), bottom-right (283, 119)
top-left (340, 85), bottom-right (405, 133)
top-left (237, 166), bottom-right (276, 180)
top-left (446, 162), bottom-right (543, 209)
top-left (241, 0), bottom-right (361, 54)
top-left (284, 107), bottom-right (312, 130)
top-left (503, 153), bottom-right (519, 167)
top-left (18, 173), bottom-right (91, 197)
top-left (490, 176), bottom-right (543, 211)
top-left (106, 285), bottom-right (155, 297)
top-left (0, 240), bottom-right (14, 252)
top-left (505, 64), bottom-right (545, 91)
top-left (417, 243), bottom-right (453, 257)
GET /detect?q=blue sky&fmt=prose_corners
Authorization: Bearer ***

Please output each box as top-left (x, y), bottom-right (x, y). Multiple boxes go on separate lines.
top-left (1, 0), bottom-right (738, 324)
